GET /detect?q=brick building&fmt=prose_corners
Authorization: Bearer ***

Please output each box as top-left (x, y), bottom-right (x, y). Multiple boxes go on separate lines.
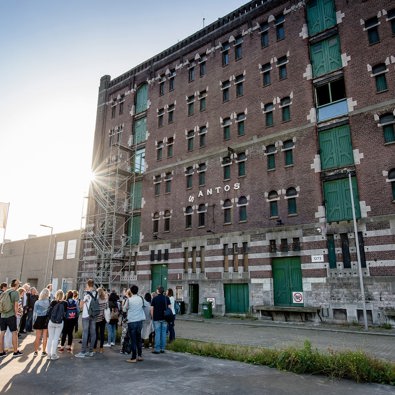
top-left (80, 0), bottom-right (395, 324)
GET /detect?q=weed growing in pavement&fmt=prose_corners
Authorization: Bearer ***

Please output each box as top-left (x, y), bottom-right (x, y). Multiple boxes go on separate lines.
top-left (167, 339), bottom-right (395, 385)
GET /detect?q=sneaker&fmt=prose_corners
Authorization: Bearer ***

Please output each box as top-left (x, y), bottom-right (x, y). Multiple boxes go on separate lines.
top-left (59, 347), bottom-right (64, 353)
top-left (160, 350), bottom-right (165, 353)
top-left (103, 343), bottom-right (111, 348)
top-left (74, 352), bottom-right (86, 358)
top-left (126, 359), bottom-right (137, 363)
top-left (86, 352), bottom-right (94, 357)
top-left (13, 350), bottom-right (23, 357)
top-left (42, 352), bottom-right (47, 356)
top-left (51, 354), bottom-right (59, 360)
top-left (33, 351), bottom-right (38, 357)
top-left (137, 356), bottom-right (143, 361)
top-left (119, 350), bottom-right (125, 354)
top-left (66, 347), bottom-right (72, 352)
top-left (47, 354), bottom-right (52, 360)
top-left (0, 352), bottom-right (7, 358)
top-left (110, 342), bottom-right (115, 346)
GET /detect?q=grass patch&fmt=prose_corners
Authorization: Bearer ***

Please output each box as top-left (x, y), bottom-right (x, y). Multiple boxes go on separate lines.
top-left (167, 339), bottom-right (395, 385)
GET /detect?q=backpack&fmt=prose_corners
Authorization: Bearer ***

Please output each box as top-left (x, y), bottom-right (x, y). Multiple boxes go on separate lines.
top-left (65, 299), bottom-right (78, 320)
top-left (87, 291), bottom-right (100, 319)
top-left (174, 301), bottom-right (180, 315)
top-left (50, 302), bottom-right (65, 324)
top-left (0, 290), bottom-right (13, 314)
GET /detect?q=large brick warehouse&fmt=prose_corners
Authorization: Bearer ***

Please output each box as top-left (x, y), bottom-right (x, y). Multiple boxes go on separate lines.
top-left (80, 0), bottom-right (395, 325)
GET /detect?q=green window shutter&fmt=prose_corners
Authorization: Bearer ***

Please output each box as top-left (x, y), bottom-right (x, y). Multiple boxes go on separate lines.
top-left (133, 117), bottom-right (147, 144)
top-left (128, 215), bottom-right (141, 245)
top-left (310, 35), bottom-right (341, 77)
top-left (327, 234), bottom-right (336, 268)
top-left (324, 177), bottom-right (361, 222)
top-left (130, 181), bottom-right (142, 209)
top-left (307, 0), bottom-right (336, 36)
top-left (319, 124), bottom-right (354, 169)
top-left (135, 84), bottom-right (148, 114)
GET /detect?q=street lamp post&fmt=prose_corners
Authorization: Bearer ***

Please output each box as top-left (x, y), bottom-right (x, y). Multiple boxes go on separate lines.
top-left (40, 224), bottom-right (53, 288)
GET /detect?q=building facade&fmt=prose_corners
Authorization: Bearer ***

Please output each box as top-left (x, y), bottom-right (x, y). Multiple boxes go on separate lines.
top-left (80, 0), bottom-right (395, 324)
top-left (1, 230), bottom-right (81, 292)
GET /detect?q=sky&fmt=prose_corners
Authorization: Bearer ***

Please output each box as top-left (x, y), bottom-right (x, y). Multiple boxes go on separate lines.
top-left (0, 0), bottom-right (246, 241)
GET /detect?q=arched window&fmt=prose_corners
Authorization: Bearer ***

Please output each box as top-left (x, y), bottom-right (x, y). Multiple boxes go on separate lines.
top-left (197, 204), bottom-right (207, 227)
top-left (286, 187), bottom-right (297, 215)
top-left (223, 199), bottom-right (232, 224)
top-left (185, 166), bottom-right (194, 189)
top-left (185, 206), bottom-right (193, 229)
top-left (389, 169), bottom-right (395, 201)
top-left (135, 83), bottom-right (148, 114)
top-left (283, 139), bottom-right (294, 166)
top-left (268, 191), bottom-right (279, 217)
top-left (380, 113), bottom-right (395, 143)
top-left (238, 196), bottom-right (248, 222)
top-left (266, 144), bottom-right (276, 170)
top-left (153, 212), bottom-right (159, 234)
top-left (164, 210), bottom-right (171, 232)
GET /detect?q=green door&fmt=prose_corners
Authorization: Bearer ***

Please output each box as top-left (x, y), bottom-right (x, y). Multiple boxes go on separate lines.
top-left (151, 264), bottom-right (168, 292)
top-left (310, 35), bottom-right (341, 77)
top-left (272, 257), bottom-right (303, 306)
top-left (224, 284), bottom-right (249, 313)
top-left (189, 284), bottom-right (199, 314)
top-left (307, 0), bottom-right (336, 36)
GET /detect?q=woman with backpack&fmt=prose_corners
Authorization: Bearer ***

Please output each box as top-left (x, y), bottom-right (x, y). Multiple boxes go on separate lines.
top-left (59, 290), bottom-right (79, 352)
top-left (46, 290), bottom-right (67, 360)
top-left (32, 288), bottom-right (51, 356)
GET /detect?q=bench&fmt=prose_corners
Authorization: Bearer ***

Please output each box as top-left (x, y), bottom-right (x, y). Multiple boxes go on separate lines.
top-left (254, 305), bottom-right (322, 322)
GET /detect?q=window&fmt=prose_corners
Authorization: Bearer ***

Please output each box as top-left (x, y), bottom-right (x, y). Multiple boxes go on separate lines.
top-left (282, 139), bottom-right (294, 166)
top-left (154, 175), bottom-right (161, 196)
top-left (315, 77), bottom-right (347, 121)
top-left (185, 206), bottom-right (193, 228)
top-left (277, 56), bottom-right (288, 80)
top-left (222, 42), bottom-right (230, 66)
top-left (164, 210), bottom-right (171, 232)
top-left (159, 80), bottom-right (165, 96)
top-left (187, 95), bottom-right (195, 116)
top-left (280, 97), bottom-right (291, 122)
top-left (238, 196), bottom-right (248, 222)
top-left (135, 84), bottom-right (148, 114)
top-left (235, 74), bottom-right (244, 97)
top-left (134, 148), bottom-right (145, 174)
top-left (186, 166), bottom-right (194, 189)
top-left (197, 204), bottom-right (206, 227)
top-left (199, 126), bottom-right (207, 147)
top-left (275, 14), bottom-right (285, 40)
top-left (268, 191), bottom-right (279, 217)
top-left (165, 172), bottom-right (172, 194)
top-left (389, 169), bottom-right (395, 200)
top-left (280, 238), bottom-right (288, 252)
top-left (234, 36), bottom-right (243, 60)
top-left (306, 0), bottom-right (337, 36)
top-left (310, 35), bottom-right (342, 77)
top-left (222, 156), bottom-right (231, 180)
top-left (167, 137), bottom-right (174, 158)
top-left (223, 199), bottom-right (232, 224)
top-left (237, 152), bottom-right (246, 177)
top-left (187, 130), bottom-right (194, 151)
top-left (169, 72), bottom-right (175, 91)
top-left (119, 100), bottom-right (124, 115)
top-left (222, 117), bottom-right (231, 140)
top-left (200, 60), bottom-right (206, 77)
top-left (66, 240), bottom-right (77, 259)
top-left (286, 187), bottom-right (297, 215)
top-left (153, 212), bottom-right (159, 234)
top-left (198, 163), bottom-right (206, 186)
top-left (340, 233), bottom-right (351, 268)
top-left (158, 108), bottom-right (164, 127)
top-left (260, 21), bottom-right (269, 47)
top-left (133, 117), bottom-right (147, 144)
top-left (266, 144), bottom-right (276, 170)
top-left (262, 62), bottom-right (271, 86)
top-left (269, 239), bottom-right (277, 253)
top-left (199, 90), bottom-right (207, 112)
top-left (388, 9), bottom-right (395, 34)
top-left (111, 104), bottom-right (116, 119)
top-left (188, 65), bottom-right (195, 82)
top-left (131, 179), bottom-right (143, 209)
top-left (236, 113), bottom-right (246, 136)
top-left (168, 104), bottom-right (175, 123)
top-left (365, 16), bottom-right (380, 44)
top-left (327, 234), bottom-right (336, 269)
top-left (55, 241), bottom-right (65, 260)
top-left (156, 141), bottom-right (163, 161)
top-left (222, 80), bottom-right (230, 102)
top-left (372, 63), bottom-right (388, 92)
top-left (264, 103), bottom-right (274, 127)
top-left (380, 114), bottom-right (395, 143)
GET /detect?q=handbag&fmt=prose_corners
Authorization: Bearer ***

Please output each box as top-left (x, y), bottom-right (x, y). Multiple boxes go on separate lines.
top-left (104, 307), bottom-right (111, 323)
top-left (164, 307), bottom-right (173, 322)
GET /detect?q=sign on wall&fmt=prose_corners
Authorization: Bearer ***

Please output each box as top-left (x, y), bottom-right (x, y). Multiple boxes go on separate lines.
top-left (292, 291), bottom-right (304, 304)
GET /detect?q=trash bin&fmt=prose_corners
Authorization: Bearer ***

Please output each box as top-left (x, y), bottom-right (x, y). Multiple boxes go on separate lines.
top-left (202, 301), bottom-right (213, 319)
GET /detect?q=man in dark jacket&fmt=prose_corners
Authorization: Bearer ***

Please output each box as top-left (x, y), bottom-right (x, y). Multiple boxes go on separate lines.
top-left (150, 286), bottom-right (170, 354)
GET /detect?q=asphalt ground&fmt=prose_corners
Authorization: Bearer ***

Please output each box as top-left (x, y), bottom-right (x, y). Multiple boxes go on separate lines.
top-left (0, 317), bottom-right (394, 395)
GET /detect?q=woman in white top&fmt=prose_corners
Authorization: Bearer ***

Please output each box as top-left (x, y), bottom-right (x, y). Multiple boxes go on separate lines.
top-left (166, 288), bottom-right (176, 343)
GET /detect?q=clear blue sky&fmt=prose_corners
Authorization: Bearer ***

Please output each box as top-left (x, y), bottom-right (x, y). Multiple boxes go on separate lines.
top-left (0, 0), bottom-right (246, 241)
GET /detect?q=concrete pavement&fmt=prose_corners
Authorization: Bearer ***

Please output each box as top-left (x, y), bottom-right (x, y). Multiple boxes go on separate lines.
top-left (0, 317), bottom-right (393, 395)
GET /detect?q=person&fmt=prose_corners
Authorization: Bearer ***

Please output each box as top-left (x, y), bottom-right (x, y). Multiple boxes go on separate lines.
top-left (46, 284), bottom-right (53, 301)
top-left (120, 289), bottom-right (131, 355)
top-left (73, 290), bottom-right (80, 333)
top-left (19, 283), bottom-right (30, 334)
top-left (93, 288), bottom-right (108, 353)
top-left (46, 289), bottom-right (67, 360)
top-left (124, 285), bottom-right (145, 363)
top-left (32, 288), bottom-right (51, 356)
top-left (166, 288), bottom-right (176, 343)
top-left (26, 287), bottom-right (38, 332)
top-left (105, 289), bottom-right (119, 347)
top-left (75, 279), bottom-right (97, 358)
top-left (150, 286), bottom-right (171, 354)
top-left (0, 283), bottom-right (7, 295)
top-left (59, 290), bottom-right (79, 352)
top-left (141, 293), bottom-right (153, 348)
top-left (0, 279), bottom-right (23, 357)
top-left (16, 287), bottom-right (26, 332)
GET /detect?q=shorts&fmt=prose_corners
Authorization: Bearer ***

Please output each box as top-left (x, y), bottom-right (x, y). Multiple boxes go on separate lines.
top-left (0, 315), bottom-right (17, 332)
top-left (33, 315), bottom-right (48, 330)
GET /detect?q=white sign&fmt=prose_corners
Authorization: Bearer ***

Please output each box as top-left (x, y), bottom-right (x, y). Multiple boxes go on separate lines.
top-left (292, 292), bottom-right (304, 304)
top-left (207, 297), bottom-right (216, 308)
top-left (311, 255), bottom-right (324, 263)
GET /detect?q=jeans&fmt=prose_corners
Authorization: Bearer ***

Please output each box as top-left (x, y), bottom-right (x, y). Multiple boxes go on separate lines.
top-left (153, 320), bottom-right (167, 352)
top-left (167, 315), bottom-right (175, 342)
top-left (47, 321), bottom-right (64, 356)
top-left (127, 320), bottom-right (143, 359)
top-left (94, 320), bottom-right (106, 349)
top-left (61, 319), bottom-right (76, 347)
top-left (107, 323), bottom-right (116, 344)
top-left (81, 318), bottom-right (96, 354)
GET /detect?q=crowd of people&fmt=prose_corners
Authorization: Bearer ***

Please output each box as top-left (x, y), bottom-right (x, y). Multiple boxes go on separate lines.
top-left (0, 278), bottom-right (178, 363)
